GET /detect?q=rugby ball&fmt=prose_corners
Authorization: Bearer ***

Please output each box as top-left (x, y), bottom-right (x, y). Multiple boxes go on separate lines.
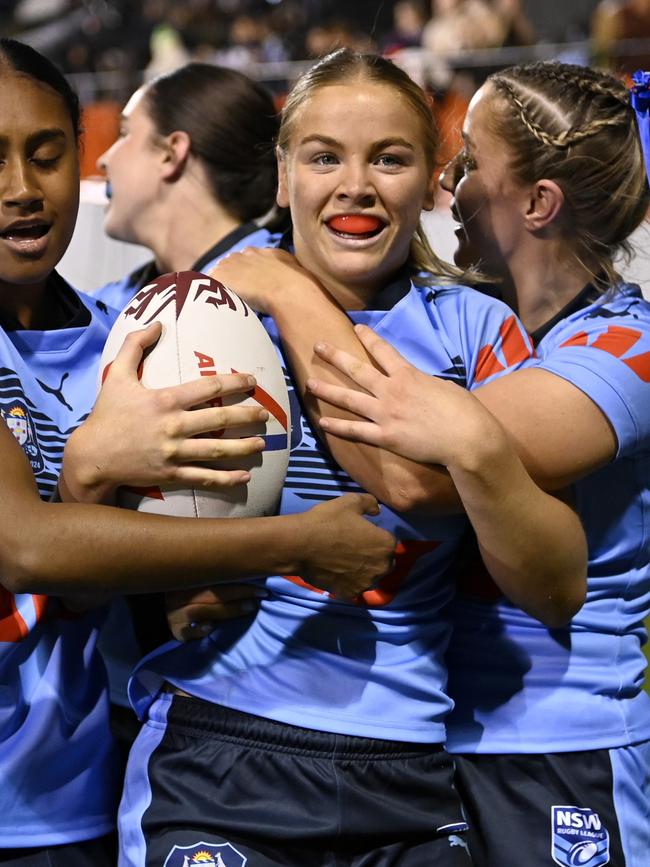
top-left (99, 270), bottom-right (290, 518)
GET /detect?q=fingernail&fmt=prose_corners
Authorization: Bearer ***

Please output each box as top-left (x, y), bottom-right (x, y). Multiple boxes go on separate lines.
top-left (314, 342), bottom-right (326, 353)
top-left (306, 378), bottom-right (316, 391)
top-left (246, 376), bottom-right (256, 388)
top-left (319, 418), bottom-right (330, 429)
top-left (258, 409), bottom-right (269, 421)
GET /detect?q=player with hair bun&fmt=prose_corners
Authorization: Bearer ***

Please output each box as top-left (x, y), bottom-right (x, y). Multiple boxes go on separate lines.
top-left (0, 37), bottom-right (397, 867)
top-left (94, 62), bottom-right (284, 312)
top-left (279, 60), bottom-right (650, 866)
top-left (117, 49), bottom-right (587, 867)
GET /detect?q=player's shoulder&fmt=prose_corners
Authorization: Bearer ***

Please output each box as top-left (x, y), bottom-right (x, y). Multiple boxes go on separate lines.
top-left (414, 278), bottom-right (511, 318)
top-left (541, 283), bottom-right (650, 350)
top-left (92, 260), bottom-right (156, 310)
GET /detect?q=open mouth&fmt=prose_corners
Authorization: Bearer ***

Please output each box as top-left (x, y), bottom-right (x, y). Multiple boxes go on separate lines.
top-left (0, 223), bottom-right (50, 241)
top-left (327, 214), bottom-right (386, 240)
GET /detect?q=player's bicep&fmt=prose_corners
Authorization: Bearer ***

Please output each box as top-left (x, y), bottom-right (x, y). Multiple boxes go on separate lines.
top-left (474, 368), bottom-right (617, 489)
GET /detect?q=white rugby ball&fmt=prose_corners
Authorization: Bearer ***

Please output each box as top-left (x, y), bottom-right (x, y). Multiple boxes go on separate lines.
top-left (99, 270), bottom-right (290, 518)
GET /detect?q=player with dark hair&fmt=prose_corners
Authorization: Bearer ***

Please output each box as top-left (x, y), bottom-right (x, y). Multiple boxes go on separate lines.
top-left (95, 62), bottom-right (284, 312)
top-left (0, 38), bottom-right (396, 867)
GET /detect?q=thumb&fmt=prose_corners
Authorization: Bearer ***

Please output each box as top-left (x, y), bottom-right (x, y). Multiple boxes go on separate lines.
top-left (358, 493), bottom-right (381, 517)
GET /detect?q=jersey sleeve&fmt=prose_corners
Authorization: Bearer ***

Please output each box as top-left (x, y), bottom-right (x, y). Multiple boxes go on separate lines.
top-left (430, 285), bottom-right (535, 390)
top-left (531, 318), bottom-right (650, 456)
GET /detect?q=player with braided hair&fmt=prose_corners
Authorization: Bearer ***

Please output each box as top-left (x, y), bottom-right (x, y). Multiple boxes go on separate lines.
top-left (198, 57), bottom-right (650, 864)
top-left (281, 59), bottom-right (650, 866)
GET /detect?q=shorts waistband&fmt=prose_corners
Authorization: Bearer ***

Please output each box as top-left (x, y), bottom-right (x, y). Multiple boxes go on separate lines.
top-left (167, 695), bottom-right (445, 760)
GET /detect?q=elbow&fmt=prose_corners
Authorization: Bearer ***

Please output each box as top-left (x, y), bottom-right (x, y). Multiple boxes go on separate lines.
top-left (0, 547), bottom-right (41, 595)
top-left (0, 508), bottom-right (55, 594)
top-left (534, 572), bottom-right (587, 629)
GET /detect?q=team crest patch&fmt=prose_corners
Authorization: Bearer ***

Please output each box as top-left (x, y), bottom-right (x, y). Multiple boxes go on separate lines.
top-left (163, 841), bottom-right (247, 867)
top-left (0, 400), bottom-right (44, 473)
top-left (551, 806), bottom-right (610, 866)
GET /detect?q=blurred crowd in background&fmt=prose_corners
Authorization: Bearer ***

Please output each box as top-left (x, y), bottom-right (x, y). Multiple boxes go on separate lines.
top-left (3, 0), bottom-right (650, 177)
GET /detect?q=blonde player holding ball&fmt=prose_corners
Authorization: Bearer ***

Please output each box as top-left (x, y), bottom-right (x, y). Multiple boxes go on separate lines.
top-left (116, 50), bottom-right (586, 867)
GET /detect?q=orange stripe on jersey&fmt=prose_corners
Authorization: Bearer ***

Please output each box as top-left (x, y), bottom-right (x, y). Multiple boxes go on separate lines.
top-left (282, 539), bottom-right (441, 607)
top-left (500, 315), bottom-right (532, 366)
top-left (560, 331), bottom-right (589, 348)
top-left (591, 325), bottom-right (641, 357)
top-left (359, 539), bottom-right (441, 606)
top-left (0, 588), bottom-right (47, 642)
top-left (625, 350), bottom-right (650, 382)
top-left (474, 345), bottom-right (505, 383)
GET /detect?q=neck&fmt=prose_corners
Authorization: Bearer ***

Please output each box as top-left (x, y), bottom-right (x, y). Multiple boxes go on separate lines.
top-left (148, 180), bottom-right (241, 274)
top-left (0, 280), bottom-right (50, 329)
top-left (292, 240), bottom-right (397, 311)
top-left (503, 237), bottom-right (594, 333)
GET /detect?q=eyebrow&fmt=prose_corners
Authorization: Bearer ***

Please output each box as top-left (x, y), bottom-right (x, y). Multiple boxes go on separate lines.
top-left (297, 134), bottom-right (415, 151)
top-left (0, 128), bottom-right (68, 149)
top-left (28, 129), bottom-right (68, 149)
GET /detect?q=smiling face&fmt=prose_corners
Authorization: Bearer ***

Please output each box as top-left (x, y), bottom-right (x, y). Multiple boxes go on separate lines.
top-left (0, 72), bottom-right (79, 296)
top-left (277, 79), bottom-right (436, 306)
top-left (98, 85), bottom-right (164, 245)
top-left (440, 83), bottom-right (529, 276)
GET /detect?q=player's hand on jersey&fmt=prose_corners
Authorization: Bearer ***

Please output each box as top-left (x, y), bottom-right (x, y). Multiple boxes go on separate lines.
top-left (296, 493), bottom-right (396, 599)
top-left (166, 584), bottom-right (268, 641)
top-left (210, 248), bottom-right (325, 315)
top-left (61, 322), bottom-right (267, 504)
top-left (309, 324), bottom-right (502, 468)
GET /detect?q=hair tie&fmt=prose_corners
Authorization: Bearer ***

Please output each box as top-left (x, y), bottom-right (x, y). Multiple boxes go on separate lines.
top-left (631, 70), bottom-right (650, 184)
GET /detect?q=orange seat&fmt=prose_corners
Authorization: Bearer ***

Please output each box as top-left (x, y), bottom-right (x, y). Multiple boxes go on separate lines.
top-left (79, 101), bottom-right (121, 179)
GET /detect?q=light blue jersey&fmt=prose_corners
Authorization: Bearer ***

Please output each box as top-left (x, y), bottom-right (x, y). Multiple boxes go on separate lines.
top-left (94, 224), bottom-right (279, 311)
top-left (0, 273), bottom-right (121, 845)
top-left (128, 273), bottom-right (534, 743)
top-left (446, 283), bottom-right (650, 753)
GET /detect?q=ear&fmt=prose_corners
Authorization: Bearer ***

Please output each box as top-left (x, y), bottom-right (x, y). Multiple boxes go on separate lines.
top-left (276, 148), bottom-right (290, 208)
top-left (422, 173), bottom-right (436, 212)
top-left (524, 179), bottom-right (564, 231)
top-left (160, 130), bottom-right (191, 181)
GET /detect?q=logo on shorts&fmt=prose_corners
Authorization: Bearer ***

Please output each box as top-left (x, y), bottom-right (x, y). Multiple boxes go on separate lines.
top-left (551, 806), bottom-right (610, 866)
top-left (163, 841), bottom-right (247, 867)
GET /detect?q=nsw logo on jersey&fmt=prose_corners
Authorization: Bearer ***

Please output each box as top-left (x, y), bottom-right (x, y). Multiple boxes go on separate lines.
top-left (164, 841), bottom-right (246, 867)
top-left (1, 399), bottom-right (44, 473)
top-left (551, 806), bottom-right (610, 866)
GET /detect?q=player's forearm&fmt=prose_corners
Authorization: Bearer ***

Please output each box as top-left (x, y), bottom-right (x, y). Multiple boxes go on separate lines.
top-left (269, 291), bottom-right (462, 513)
top-left (448, 418), bottom-right (587, 627)
top-left (0, 499), bottom-right (305, 596)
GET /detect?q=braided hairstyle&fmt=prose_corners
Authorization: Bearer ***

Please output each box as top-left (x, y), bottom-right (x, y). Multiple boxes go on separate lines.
top-left (486, 61), bottom-right (649, 287)
top-left (144, 63), bottom-right (279, 223)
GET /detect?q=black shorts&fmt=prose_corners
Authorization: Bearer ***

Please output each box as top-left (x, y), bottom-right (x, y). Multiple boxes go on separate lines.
top-left (454, 745), bottom-right (650, 867)
top-left (119, 694), bottom-right (472, 867)
top-left (0, 835), bottom-right (116, 867)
